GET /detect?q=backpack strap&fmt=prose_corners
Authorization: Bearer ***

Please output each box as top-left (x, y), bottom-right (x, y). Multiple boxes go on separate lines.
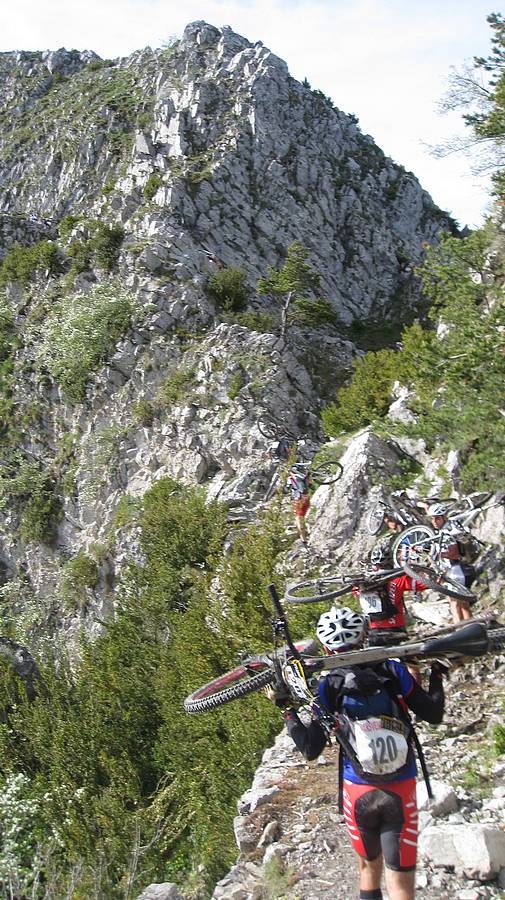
top-left (338, 743), bottom-right (344, 814)
top-left (381, 661), bottom-right (433, 800)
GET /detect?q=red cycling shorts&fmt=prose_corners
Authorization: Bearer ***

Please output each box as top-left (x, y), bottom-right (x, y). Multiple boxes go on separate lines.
top-left (342, 777), bottom-right (418, 871)
top-left (293, 495), bottom-right (310, 517)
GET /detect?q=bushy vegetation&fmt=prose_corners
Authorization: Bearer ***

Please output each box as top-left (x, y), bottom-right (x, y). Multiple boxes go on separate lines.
top-left (323, 228), bottom-right (505, 491)
top-left (0, 297), bottom-right (17, 430)
top-left (39, 280), bottom-right (138, 402)
top-left (60, 553), bottom-right (99, 608)
top-left (66, 220), bottom-right (125, 281)
top-left (143, 173), bottom-right (163, 201)
top-left (321, 348), bottom-right (401, 434)
top-left (0, 455), bottom-right (62, 546)
top-left (159, 368), bottom-right (196, 406)
top-left (0, 480), bottom-right (296, 897)
top-left (206, 266), bottom-right (250, 312)
top-left (19, 478), bottom-right (62, 546)
top-left (0, 240), bottom-right (61, 288)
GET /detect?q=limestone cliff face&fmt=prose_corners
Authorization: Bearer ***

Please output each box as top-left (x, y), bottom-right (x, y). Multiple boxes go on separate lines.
top-left (1, 22), bottom-right (451, 321)
top-left (0, 22), bottom-right (454, 634)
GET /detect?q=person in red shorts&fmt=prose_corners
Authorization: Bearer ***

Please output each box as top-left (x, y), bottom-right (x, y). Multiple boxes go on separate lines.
top-left (268, 607), bottom-right (445, 900)
top-left (286, 464), bottom-right (312, 545)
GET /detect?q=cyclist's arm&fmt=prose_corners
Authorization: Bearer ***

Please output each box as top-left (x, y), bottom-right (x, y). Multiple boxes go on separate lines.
top-left (403, 666), bottom-right (445, 724)
top-left (282, 708), bottom-right (327, 760)
top-left (389, 659), bottom-right (444, 723)
top-left (396, 574), bottom-right (428, 593)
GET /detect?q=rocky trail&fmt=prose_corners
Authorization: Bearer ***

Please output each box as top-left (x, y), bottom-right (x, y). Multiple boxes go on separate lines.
top-left (211, 623), bottom-right (505, 900)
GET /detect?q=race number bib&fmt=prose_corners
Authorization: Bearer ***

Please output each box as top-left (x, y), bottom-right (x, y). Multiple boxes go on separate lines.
top-left (353, 716), bottom-right (409, 775)
top-left (360, 592), bottom-right (384, 615)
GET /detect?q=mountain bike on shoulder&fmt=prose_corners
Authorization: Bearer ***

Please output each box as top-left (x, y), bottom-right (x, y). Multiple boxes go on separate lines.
top-left (183, 586), bottom-right (503, 714)
top-left (284, 559), bottom-right (475, 604)
top-left (366, 490), bottom-right (428, 536)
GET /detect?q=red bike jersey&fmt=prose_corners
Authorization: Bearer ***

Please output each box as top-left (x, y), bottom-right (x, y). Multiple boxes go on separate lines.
top-left (353, 574), bottom-right (427, 631)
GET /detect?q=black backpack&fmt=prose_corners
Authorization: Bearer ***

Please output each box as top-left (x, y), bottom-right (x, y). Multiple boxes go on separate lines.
top-left (317, 663), bottom-right (432, 808)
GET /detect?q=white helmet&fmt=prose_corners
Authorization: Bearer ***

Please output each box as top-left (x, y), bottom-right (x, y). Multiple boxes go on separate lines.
top-left (427, 503), bottom-right (448, 517)
top-left (316, 606), bottom-right (366, 652)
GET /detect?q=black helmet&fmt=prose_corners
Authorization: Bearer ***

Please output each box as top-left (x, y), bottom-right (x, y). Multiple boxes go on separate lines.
top-left (370, 543), bottom-right (393, 567)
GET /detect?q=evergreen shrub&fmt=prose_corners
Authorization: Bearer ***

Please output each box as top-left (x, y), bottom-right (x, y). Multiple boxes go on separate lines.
top-left (60, 553), bottom-right (99, 608)
top-left (143, 174), bottom-right (163, 201)
top-left (0, 484), bottom-right (294, 895)
top-left (206, 267), bottom-right (249, 312)
top-left (322, 348), bottom-right (399, 435)
top-left (0, 241), bottom-right (61, 288)
top-left (159, 369), bottom-right (196, 406)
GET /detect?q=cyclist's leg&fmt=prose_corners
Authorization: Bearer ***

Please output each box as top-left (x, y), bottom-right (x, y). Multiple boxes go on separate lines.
top-left (293, 496), bottom-right (310, 542)
top-left (384, 868), bottom-right (415, 900)
top-left (450, 598), bottom-right (472, 623)
top-left (357, 855), bottom-right (384, 897)
top-left (379, 779), bottom-right (418, 900)
top-left (342, 781), bottom-right (384, 895)
top-left (446, 563), bottom-right (472, 623)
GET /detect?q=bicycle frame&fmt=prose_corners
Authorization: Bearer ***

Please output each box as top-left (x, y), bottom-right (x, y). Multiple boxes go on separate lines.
top-left (183, 589), bottom-right (503, 714)
top-left (447, 498), bottom-right (500, 531)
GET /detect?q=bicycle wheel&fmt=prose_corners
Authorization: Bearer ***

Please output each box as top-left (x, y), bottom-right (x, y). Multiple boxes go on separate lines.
top-left (402, 562), bottom-right (476, 601)
top-left (392, 526), bottom-right (436, 567)
top-left (258, 418), bottom-right (278, 439)
top-left (311, 460), bottom-right (343, 486)
top-left (284, 569), bottom-right (405, 603)
top-left (184, 658), bottom-right (275, 714)
top-left (367, 502), bottom-right (387, 535)
top-left (284, 575), bottom-right (354, 603)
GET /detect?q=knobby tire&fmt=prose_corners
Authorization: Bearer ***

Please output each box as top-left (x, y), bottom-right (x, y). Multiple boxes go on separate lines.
top-left (184, 660), bottom-right (275, 714)
top-left (311, 460), bottom-right (344, 486)
top-left (488, 626), bottom-right (505, 651)
top-left (367, 502), bottom-right (387, 535)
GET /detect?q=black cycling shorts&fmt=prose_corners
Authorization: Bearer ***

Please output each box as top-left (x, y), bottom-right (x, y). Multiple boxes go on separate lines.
top-left (342, 778), bottom-right (418, 870)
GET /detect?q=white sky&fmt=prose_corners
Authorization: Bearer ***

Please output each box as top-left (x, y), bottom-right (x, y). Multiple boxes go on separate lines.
top-left (0, 0), bottom-right (497, 227)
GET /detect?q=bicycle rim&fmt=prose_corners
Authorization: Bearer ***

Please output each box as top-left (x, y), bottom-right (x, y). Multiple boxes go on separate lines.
top-left (284, 576), bottom-right (354, 603)
top-left (184, 660), bottom-right (275, 714)
top-left (257, 419), bottom-right (278, 439)
top-left (367, 502), bottom-right (386, 535)
top-left (403, 563), bottom-right (476, 601)
top-left (311, 460), bottom-right (343, 486)
top-left (392, 526), bottom-right (436, 567)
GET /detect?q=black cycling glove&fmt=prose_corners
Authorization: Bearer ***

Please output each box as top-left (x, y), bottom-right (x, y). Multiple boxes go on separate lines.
top-left (430, 661), bottom-right (450, 679)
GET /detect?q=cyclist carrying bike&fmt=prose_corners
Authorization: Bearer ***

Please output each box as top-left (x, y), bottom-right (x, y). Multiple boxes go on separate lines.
top-left (427, 504), bottom-right (475, 624)
top-left (267, 435), bottom-right (293, 462)
top-left (286, 464), bottom-right (312, 545)
top-left (268, 606), bottom-right (446, 900)
top-left (353, 546), bottom-right (428, 650)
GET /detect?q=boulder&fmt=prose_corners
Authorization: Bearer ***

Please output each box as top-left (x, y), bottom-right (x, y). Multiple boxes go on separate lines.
top-left (419, 823), bottom-right (505, 879)
top-left (136, 884), bottom-right (184, 900)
